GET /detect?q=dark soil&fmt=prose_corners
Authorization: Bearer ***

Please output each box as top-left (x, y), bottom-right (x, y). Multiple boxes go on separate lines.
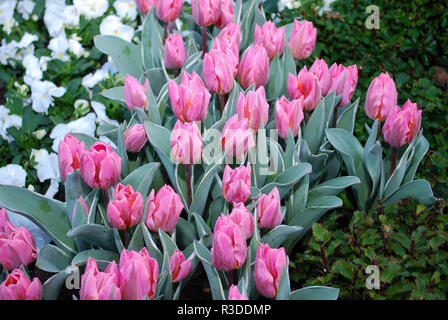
top-left (179, 264), bottom-right (212, 300)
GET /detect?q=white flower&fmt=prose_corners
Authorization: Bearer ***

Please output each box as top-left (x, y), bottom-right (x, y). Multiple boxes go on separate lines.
top-left (0, 0), bottom-right (16, 25)
top-left (31, 149), bottom-right (60, 182)
top-left (91, 101), bottom-right (119, 126)
top-left (17, 32), bottom-right (38, 49)
top-left (81, 68), bottom-right (109, 89)
top-left (99, 15), bottom-right (135, 42)
top-left (0, 104), bottom-right (22, 142)
top-left (33, 129), bottom-right (47, 140)
top-left (30, 80), bottom-right (66, 114)
top-left (50, 113), bottom-right (97, 152)
top-left (48, 31), bottom-right (69, 61)
top-left (278, 0), bottom-right (294, 11)
top-left (44, 0), bottom-right (67, 37)
top-left (17, 0), bottom-right (35, 20)
top-left (0, 164), bottom-right (26, 187)
top-left (74, 0), bottom-right (109, 19)
top-left (2, 16), bottom-right (17, 34)
top-left (22, 54), bottom-right (43, 80)
top-left (68, 38), bottom-right (85, 58)
top-left (63, 5), bottom-right (80, 28)
top-left (113, 0), bottom-right (137, 20)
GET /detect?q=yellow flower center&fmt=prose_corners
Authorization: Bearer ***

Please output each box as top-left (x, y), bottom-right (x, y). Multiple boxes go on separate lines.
top-left (41, 94), bottom-right (46, 98)
top-left (114, 30), bottom-right (119, 35)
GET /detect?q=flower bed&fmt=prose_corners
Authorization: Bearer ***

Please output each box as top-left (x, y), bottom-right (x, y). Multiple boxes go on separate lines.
top-left (0, 0), bottom-right (440, 300)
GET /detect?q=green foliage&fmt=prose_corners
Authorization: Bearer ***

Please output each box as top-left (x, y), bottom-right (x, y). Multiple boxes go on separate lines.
top-left (291, 199), bottom-right (448, 299)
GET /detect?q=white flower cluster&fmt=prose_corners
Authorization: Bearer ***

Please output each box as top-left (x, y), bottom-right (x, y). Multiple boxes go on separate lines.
top-left (0, 0), bottom-right (138, 197)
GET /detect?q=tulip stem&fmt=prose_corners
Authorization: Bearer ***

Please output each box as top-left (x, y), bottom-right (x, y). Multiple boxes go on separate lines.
top-left (227, 271), bottom-right (233, 286)
top-left (331, 107), bottom-right (338, 128)
top-left (220, 94), bottom-right (225, 113)
top-left (376, 120), bottom-right (381, 141)
top-left (125, 228), bottom-right (130, 248)
top-left (202, 26), bottom-right (207, 58)
top-left (163, 23), bottom-right (168, 44)
top-left (390, 148), bottom-right (398, 176)
top-left (102, 188), bottom-right (110, 208)
top-left (185, 164), bottom-right (192, 207)
top-left (304, 111), bottom-right (310, 124)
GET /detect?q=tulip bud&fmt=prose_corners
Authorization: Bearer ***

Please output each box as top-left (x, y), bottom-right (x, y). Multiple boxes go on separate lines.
top-left (124, 124), bottom-right (148, 153)
top-left (309, 58), bottom-right (331, 96)
top-left (191, 0), bottom-right (221, 27)
top-left (124, 74), bottom-right (148, 111)
top-left (288, 20), bottom-right (317, 60)
top-left (222, 163), bottom-right (251, 203)
top-left (254, 21), bottom-right (285, 60)
top-left (228, 284), bottom-right (249, 300)
top-left (256, 187), bottom-right (282, 228)
top-left (254, 243), bottom-right (287, 299)
top-left (168, 71), bottom-right (211, 122)
top-left (211, 214), bottom-right (247, 271)
top-left (287, 66), bottom-right (322, 111)
top-left (80, 257), bottom-right (121, 300)
top-left (72, 196), bottom-right (89, 223)
top-left (228, 202), bottom-right (254, 239)
top-left (107, 184), bottom-right (144, 230)
top-left (164, 33), bottom-right (187, 69)
top-left (58, 134), bottom-right (87, 181)
top-left (236, 86), bottom-right (269, 131)
top-left (0, 209), bottom-right (38, 271)
top-left (238, 44), bottom-right (270, 89)
top-left (221, 114), bottom-right (256, 161)
top-left (169, 249), bottom-right (192, 283)
top-left (274, 96), bottom-right (304, 139)
top-left (203, 48), bottom-right (235, 94)
top-left (156, 0), bottom-right (183, 23)
top-left (80, 141), bottom-right (122, 189)
top-left (136, 0), bottom-right (157, 15)
top-left (0, 269), bottom-right (42, 300)
top-left (327, 63), bottom-right (358, 107)
top-left (382, 100), bottom-right (422, 149)
top-left (365, 72), bottom-right (398, 121)
top-left (171, 120), bottom-right (203, 165)
top-left (145, 185), bottom-right (184, 233)
top-left (216, 0), bottom-right (234, 29)
top-left (217, 22), bottom-right (242, 52)
top-left (119, 248), bottom-right (158, 300)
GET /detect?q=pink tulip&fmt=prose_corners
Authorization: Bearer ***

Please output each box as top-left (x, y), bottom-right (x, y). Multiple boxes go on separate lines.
top-left (327, 63), bottom-right (358, 107)
top-left (58, 134), bottom-right (87, 181)
top-left (211, 37), bottom-right (239, 77)
top-left (107, 184), bottom-right (144, 230)
top-left (156, 0), bottom-right (183, 23)
top-left (254, 21), bottom-right (285, 60)
top-left (124, 124), bottom-right (148, 153)
top-left (80, 141), bottom-right (122, 189)
top-left (238, 44), bottom-right (270, 89)
top-left (80, 257), bottom-right (121, 300)
top-left (203, 49), bottom-right (235, 94)
top-left (119, 248), bottom-right (158, 300)
top-left (228, 202), bottom-right (254, 239)
top-left (169, 249), bottom-right (192, 283)
top-left (221, 114), bottom-right (256, 161)
top-left (217, 22), bottom-right (242, 52)
top-left (171, 120), bottom-right (203, 165)
top-left (164, 33), bottom-right (187, 69)
top-left (168, 71), bottom-right (211, 122)
top-left (274, 96), bottom-right (304, 139)
top-left (256, 187), bottom-right (282, 228)
top-left (191, 0), bottom-right (221, 27)
top-left (254, 243), bottom-right (287, 299)
top-left (365, 72), bottom-right (398, 121)
top-left (382, 100), bottom-right (422, 148)
top-left (288, 20), bottom-right (317, 60)
top-left (211, 214), bottom-right (247, 271)
top-left (124, 74), bottom-right (149, 111)
top-left (216, 0), bottom-right (234, 29)
top-left (0, 269), bottom-right (42, 300)
top-left (136, 0), bottom-right (157, 14)
top-left (222, 163), bottom-right (251, 203)
top-left (145, 185), bottom-right (184, 233)
top-left (309, 58), bottom-right (331, 96)
top-left (287, 66), bottom-right (322, 111)
top-left (236, 86), bottom-right (269, 131)
top-left (0, 209), bottom-right (37, 271)
top-left (228, 284), bottom-right (249, 300)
